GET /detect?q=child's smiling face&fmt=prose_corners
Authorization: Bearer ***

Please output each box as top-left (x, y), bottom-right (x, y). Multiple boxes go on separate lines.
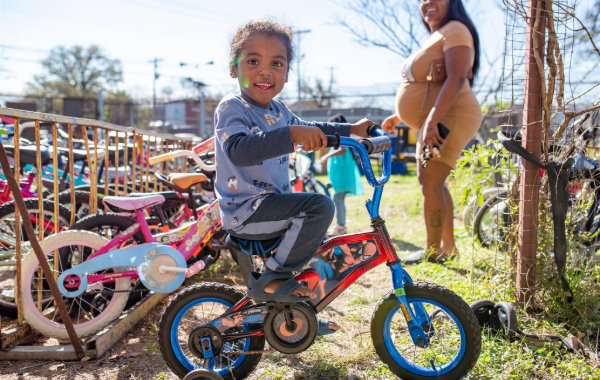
top-left (231, 33), bottom-right (289, 108)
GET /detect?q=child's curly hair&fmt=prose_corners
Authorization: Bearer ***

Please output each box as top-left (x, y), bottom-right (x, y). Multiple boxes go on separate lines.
top-left (230, 20), bottom-right (295, 72)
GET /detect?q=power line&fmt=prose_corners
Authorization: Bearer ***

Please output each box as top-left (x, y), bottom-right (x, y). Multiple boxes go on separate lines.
top-left (0, 44), bottom-right (48, 53)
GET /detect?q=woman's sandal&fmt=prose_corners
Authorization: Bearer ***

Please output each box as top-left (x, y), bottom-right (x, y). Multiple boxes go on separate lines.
top-left (247, 271), bottom-right (312, 303)
top-left (427, 251), bottom-right (458, 264)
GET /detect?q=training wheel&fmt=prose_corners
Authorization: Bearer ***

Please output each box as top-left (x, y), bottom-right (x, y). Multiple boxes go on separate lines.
top-left (470, 299), bottom-right (496, 329)
top-left (493, 301), bottom-right (519, 341)
top-left (263, 302), bottom-right (318, 354)
top-left (138, 247), bottom-right (186, 293)
top-left (183, 368), bottom-right (224, 380)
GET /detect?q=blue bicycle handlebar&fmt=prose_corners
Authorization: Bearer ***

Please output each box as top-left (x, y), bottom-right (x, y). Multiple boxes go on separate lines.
top-left (328, 127), bottom-right (392, 188)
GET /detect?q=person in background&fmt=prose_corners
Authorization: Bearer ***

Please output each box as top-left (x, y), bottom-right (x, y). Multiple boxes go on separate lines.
top-left (382, 0), bottom-right (482, 263)
top-left (320, 114), bottom-right (364, 235)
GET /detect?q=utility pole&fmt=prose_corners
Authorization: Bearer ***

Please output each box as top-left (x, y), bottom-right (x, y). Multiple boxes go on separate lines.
top-left (295, 29), bottom-right (311, 117)
top-left (150, 57), bottom-right (163, 121)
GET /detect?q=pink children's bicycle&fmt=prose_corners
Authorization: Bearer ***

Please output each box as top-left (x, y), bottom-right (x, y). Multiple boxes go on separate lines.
top-left (18, 138), bottom-right (229, 339)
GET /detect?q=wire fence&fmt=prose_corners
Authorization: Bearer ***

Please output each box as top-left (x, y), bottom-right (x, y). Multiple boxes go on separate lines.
top-left (460, 0), bottom-right (599, 309)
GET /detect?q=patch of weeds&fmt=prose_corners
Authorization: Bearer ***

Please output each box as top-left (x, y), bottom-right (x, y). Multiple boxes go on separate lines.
top-left (360, 363), bottom-right (395, 379)
top-left (262, 366), bottom-right (288, 379)
top-left (348, 296), bottom-right (370, 306)
top-left (149, 321), bottom-right (159, 333)
top-left (145, 342), bottom-right (159, 355)
top-left (295, 362), bottom-right (348, 379)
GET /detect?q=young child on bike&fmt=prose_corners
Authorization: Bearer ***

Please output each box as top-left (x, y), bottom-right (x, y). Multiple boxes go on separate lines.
top-left (214, 19), bottom-right (373, 302)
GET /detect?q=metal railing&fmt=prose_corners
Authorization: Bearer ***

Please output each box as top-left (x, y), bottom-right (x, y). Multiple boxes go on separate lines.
top-left (0, 107), bottom-right (197, 347)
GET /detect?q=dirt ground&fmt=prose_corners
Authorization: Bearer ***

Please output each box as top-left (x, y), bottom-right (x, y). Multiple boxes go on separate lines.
top-left (0, 261), bottom-right (397, 380)
top-left (1, 296), bottom-right (184, 380)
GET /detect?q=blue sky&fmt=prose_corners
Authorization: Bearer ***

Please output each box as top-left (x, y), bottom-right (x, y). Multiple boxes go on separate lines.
top-left (0, 0), bottom-right (595, 109)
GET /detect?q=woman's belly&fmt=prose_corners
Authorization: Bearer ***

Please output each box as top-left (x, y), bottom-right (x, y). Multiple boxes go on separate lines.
top-left (395, 82), bottom-right (434, 130)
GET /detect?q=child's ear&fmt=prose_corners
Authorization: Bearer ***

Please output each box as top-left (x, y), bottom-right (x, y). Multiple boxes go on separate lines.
top-left (230, 64), bottom-right (237, 78)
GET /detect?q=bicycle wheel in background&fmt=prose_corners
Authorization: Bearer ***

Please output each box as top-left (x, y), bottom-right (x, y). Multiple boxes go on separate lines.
top-left (568, 181), bottom-right (600, 267)
top-left (53, 189), bottom-right (104, 221)
top-left (20, 230), bottom-right (130, 339)
top-left (473, 190), bottom-right (511, 248)
top-left (371, 282), bottom-right (481, 380)
top-left (0, 199), bottom-right (71, 318)
top-left (302, 177), bottom-right (331, 197)
top-left (462, 187), bottom-right (506, 233)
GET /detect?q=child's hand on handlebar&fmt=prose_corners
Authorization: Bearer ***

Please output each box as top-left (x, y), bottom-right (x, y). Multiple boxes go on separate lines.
top-left (290, 125), bottom-right (328, 152)
top-left (351, 118), bottom-right (377, 138)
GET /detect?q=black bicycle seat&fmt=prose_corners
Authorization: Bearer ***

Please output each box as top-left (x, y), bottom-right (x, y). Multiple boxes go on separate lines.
top-left (55, 146), bottom-right (91, 162)
top-left (4, 144), bottom-right (52, 166)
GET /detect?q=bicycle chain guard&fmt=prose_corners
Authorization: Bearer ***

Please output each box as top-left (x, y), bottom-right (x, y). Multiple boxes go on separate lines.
top-left (57, 243), bottom-right (187, 297)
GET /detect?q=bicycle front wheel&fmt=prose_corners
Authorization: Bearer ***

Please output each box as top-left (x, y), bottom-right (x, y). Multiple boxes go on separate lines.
top-left (371, 282), bottom-right (481, 380)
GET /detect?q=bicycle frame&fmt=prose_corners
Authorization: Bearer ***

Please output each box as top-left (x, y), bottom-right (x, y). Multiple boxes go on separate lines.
top-left (0, 170), bottom-right (37, 203)
top-left (223, 134), bottom-right (432, 347)
top-left (62, 198), bottom-right (222, 290)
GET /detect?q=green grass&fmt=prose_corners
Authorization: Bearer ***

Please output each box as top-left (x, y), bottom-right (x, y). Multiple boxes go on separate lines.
top-left (196, 163), bottom-right (600, 379)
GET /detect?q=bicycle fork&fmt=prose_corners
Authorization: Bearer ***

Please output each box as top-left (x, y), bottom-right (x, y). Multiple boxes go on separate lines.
top-left (389, 262), bottom-right (431, 348)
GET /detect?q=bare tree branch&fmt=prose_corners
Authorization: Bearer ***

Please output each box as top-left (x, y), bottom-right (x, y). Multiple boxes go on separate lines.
top-left (335, 0), bottom-right (425, 58)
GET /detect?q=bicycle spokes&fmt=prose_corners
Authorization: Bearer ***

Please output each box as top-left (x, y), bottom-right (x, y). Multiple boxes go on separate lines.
top-left (387, 299), bottom-right (465, 372)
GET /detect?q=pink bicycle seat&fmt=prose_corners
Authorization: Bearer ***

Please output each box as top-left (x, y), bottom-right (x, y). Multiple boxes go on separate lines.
top-left (103, 194), bottom-right (165, 211)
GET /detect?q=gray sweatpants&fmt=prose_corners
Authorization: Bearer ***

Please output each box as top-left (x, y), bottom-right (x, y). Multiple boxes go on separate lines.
top-left (229, 192), bottom-right (335, 273)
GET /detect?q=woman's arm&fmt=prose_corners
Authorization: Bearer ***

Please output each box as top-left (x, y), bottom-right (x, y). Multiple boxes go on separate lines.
top-left (421, 45), bottom-right (474, 149)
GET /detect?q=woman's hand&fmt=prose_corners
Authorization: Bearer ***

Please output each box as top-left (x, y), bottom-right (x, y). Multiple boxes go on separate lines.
top-left (350, 118), bottom-right (375, 137)
top-left (421, 120), bottom-right (444, 157)
top-left (381, 114), bottom-right (400, 133)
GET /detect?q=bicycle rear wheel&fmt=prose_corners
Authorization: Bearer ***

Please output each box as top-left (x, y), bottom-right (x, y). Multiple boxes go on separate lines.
top-left (371, 282), bottom-right (481, 380)
top-left (159, 282), bottom-right (264, 380)
top-left (20, 230), bottom-right (130, 339)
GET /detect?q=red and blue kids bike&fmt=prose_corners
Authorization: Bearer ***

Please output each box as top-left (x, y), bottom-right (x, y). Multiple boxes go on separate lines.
top-left (158, 127), bottom-right (482, 380)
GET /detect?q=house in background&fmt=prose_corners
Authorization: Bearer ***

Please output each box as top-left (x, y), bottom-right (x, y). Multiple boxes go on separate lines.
top-left (163, 99), bottom-right (205, 136)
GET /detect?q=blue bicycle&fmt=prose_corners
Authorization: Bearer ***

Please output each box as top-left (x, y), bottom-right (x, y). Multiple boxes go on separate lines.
top-left (158, 126), bottom-right (482, 380)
